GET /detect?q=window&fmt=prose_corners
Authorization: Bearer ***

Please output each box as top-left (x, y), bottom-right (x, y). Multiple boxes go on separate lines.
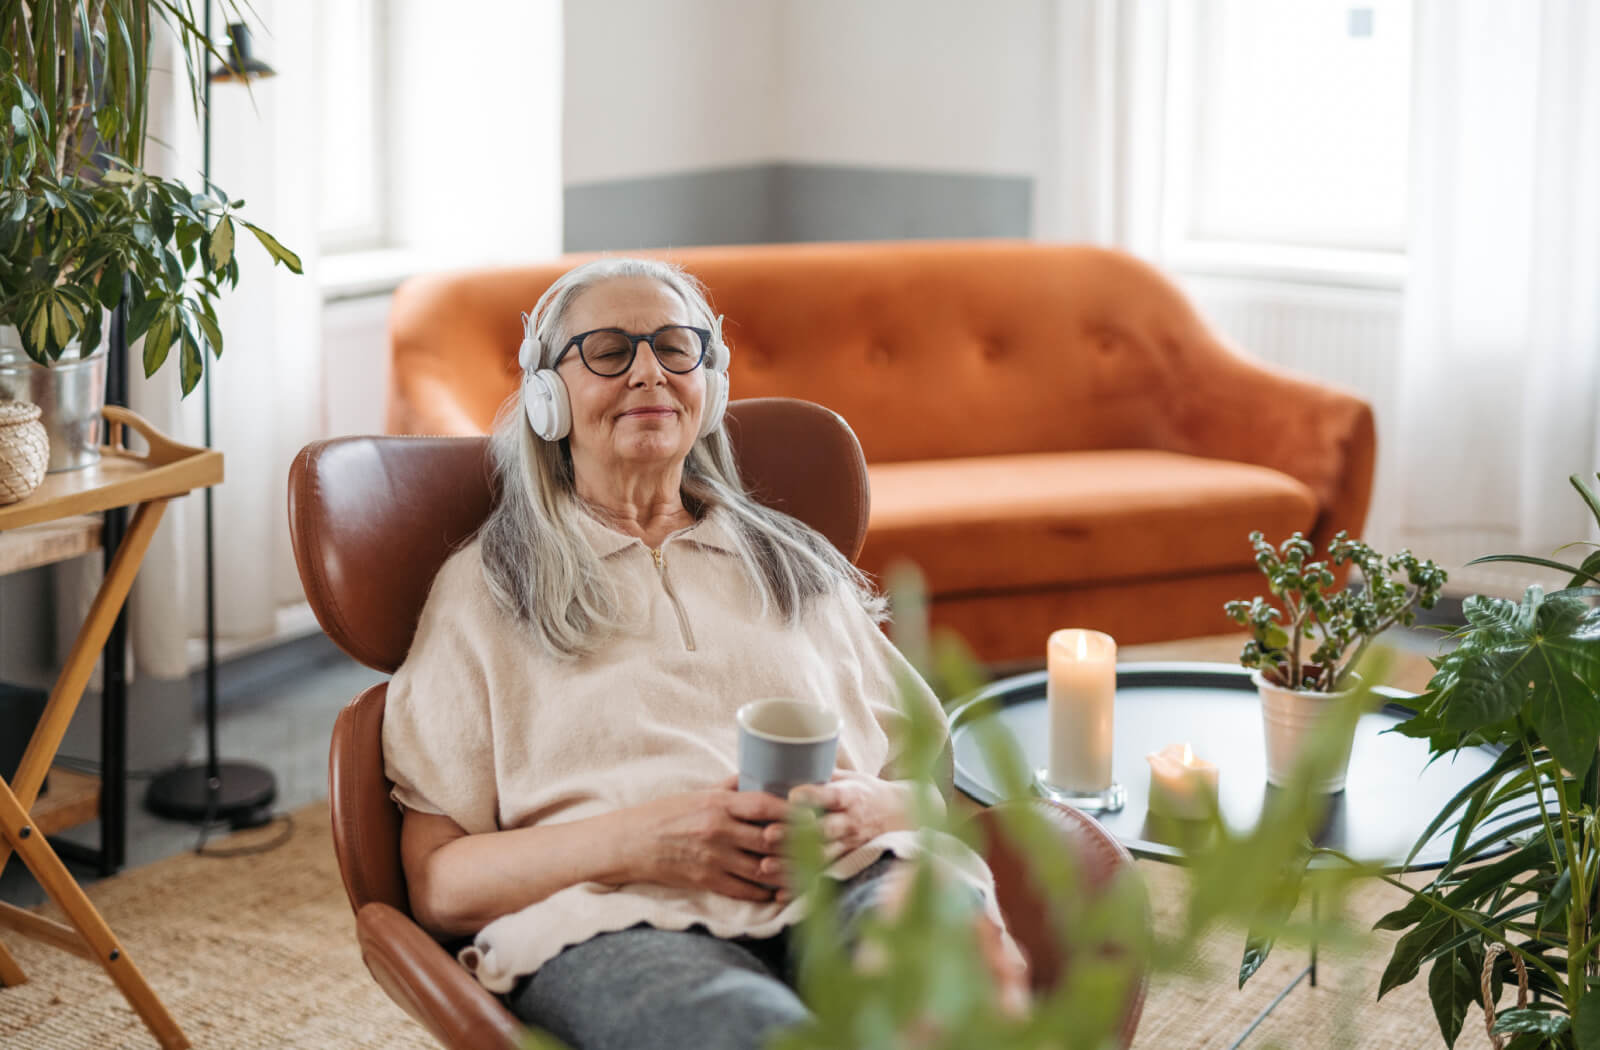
top-left (1160, 0), bottom-right (1413, 280)
top-left (314, 0), bottom-right (389, 253)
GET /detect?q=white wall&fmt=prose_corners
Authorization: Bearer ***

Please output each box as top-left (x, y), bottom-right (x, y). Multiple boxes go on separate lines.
top-left (563, 0), bottom-right (783, 183)
top-left (776, 0), bottom-right (1048, 176)
top-left (563, 0), bottom-right (1050, 180)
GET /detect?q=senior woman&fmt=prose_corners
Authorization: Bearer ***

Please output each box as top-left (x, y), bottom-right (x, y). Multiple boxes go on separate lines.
top-left (382, 257), bottom-right (1025, 1050)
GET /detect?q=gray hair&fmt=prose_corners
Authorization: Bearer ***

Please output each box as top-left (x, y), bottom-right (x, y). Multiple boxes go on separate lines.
top-left (478, 257), bottom-right (885, 658)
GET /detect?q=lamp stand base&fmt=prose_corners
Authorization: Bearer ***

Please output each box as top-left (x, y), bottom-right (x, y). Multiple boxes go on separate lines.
top-left (145, 760), bottom-right (277, 829)
top-left (1033, 770), bottom-right (1126, 814)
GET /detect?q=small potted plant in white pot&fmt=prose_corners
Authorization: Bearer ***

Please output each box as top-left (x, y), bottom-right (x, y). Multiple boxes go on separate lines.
top-left (1224, 530), bottom-right (1447, 793)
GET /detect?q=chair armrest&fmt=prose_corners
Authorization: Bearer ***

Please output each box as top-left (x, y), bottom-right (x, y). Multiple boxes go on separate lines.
top-left (355, 901), bottom-right (528, 1050)
top-left (972, 799), bottom-right (1147, 1049)
top-left (1161, 338), bottom-right (1377, 552)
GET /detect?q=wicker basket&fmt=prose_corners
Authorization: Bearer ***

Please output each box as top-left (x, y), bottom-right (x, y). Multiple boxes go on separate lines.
top-left (0, 398), bottom-right (49, 505)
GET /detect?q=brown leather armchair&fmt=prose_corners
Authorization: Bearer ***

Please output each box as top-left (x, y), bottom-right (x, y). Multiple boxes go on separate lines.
top-left (287, 397), bottom-right (1147, 1049)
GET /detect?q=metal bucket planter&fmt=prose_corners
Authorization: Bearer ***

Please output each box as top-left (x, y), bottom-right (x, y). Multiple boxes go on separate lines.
top-left (0, 325), bottom-right (107, 473)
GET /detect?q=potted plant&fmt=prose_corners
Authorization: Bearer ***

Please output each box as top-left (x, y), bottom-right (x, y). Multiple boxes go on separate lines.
top-left (1359, 473), bottom-right (1600, 1049)
top-left (0, 1), bottom-right (300, 467)
top-left (1225, 530), bottom-right (1447, 792)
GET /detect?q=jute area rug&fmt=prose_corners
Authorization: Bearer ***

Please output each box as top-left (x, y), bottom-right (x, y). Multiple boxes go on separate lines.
top-left (1, 804), bottom-right (1491, 1050)
top-left (0, 804), bottom-right (436, 1050)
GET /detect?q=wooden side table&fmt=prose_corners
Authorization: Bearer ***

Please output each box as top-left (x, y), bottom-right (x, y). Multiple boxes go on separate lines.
top-left (0, 406), bottom-right (221, 1049)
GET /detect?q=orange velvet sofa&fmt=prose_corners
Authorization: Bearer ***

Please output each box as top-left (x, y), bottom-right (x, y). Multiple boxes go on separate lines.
top-left (387, 240), bottom-right (1375, 665)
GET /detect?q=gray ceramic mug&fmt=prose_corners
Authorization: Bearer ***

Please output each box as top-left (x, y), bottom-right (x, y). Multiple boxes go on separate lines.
top-left (736, 698), bottom-right (842, 798)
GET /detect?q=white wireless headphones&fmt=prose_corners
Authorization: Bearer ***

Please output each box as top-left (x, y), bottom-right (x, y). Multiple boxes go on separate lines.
top-left (519, 310), bottom-right (730, 443)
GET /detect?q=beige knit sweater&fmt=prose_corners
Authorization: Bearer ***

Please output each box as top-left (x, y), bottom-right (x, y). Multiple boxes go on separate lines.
top-left (383, 507), bottom-right (1000, 993)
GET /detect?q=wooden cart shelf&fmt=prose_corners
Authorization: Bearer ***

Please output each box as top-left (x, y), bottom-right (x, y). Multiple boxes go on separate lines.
top-left (29, 768), bottom-right (100, 839)
top-left (1, 404), bottom-right (218, 1049)
top-left (0, 406), bottom-right (222, 530)
top-left (0, 516), bottom-right (101, 575)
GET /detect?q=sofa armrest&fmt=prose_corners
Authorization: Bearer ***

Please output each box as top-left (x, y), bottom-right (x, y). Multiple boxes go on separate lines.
top-left (973, 799), bottom-right (1147, 1049)
top-left (1162, 337), bottom-right (1376, 552)
top-left (355, 901), bottom-right (528, 1050)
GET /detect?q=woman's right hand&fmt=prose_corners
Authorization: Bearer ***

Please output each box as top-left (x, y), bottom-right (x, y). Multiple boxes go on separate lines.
top-left (621, 776), bottom-right (792, 902)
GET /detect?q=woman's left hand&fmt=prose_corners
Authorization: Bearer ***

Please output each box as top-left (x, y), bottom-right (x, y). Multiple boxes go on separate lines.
top-left (775, 772), bottom-right (918, 862)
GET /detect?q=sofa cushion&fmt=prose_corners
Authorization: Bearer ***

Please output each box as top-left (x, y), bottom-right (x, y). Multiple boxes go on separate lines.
top-left (859, 450), bottom-right (1318, 595)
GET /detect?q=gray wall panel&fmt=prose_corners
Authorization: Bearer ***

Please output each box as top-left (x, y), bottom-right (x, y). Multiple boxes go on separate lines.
top-left (563, 166), bottom-right (779, 252)
top-left (563, 164), bottom-right (1032, 251)
top-left (774, 164), bottom-right (1031, 243)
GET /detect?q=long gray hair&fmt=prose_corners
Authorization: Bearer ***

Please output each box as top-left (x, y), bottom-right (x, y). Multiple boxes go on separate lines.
top-left (478, 257), bottom-right (885, 659)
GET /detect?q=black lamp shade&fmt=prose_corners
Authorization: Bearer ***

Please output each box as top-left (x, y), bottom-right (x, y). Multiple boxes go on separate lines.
top-left (210, 23), bottom-right (276, 83)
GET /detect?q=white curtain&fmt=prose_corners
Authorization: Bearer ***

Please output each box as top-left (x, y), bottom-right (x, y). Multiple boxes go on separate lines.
top-left (1393, 0), bottom-right (1600, 587)
top-left (59, 2), bottom-right (322, 696)
top-left (178, 1), bottom-right (323, 642)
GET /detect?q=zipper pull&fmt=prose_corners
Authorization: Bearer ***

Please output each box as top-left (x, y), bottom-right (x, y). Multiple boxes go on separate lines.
top-left (651, 548), bottom-right (663, 569)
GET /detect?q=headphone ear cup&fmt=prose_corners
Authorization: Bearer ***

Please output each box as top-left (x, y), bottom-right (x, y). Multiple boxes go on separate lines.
top-left (697, 367), bottom-right (729, 439)
top-left (523, 370), bottom-right (572, 441)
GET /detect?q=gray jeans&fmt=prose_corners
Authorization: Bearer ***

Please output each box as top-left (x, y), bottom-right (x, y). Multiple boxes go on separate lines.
top-left (505, 856), bottom-right (900, 1050)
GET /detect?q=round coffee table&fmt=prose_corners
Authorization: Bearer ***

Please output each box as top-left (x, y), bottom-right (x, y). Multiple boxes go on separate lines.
top-left (951, 662), bottom-right (1506, 871)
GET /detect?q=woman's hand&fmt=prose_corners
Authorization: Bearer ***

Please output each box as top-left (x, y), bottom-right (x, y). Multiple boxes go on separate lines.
top-left (776, 772), bottom-right (924, 865)
top-left (622, 777), bottom-right (793, 902)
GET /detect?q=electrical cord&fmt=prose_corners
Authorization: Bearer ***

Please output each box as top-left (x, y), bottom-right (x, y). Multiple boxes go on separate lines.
top-left (55, 753), bottom-right (297, 856)
top-left (194, 809), bottom-right (295, 858)
top-left (190, 775), bottom-right (294, 856)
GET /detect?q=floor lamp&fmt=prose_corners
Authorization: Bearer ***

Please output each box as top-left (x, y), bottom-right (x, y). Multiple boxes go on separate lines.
top-left (144, 11), bottom-right (278, 830)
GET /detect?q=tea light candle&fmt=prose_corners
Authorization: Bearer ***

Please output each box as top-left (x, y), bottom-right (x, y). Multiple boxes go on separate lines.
top-left (1046, 629), bottom-right (1117, 791)
top-left (1146, 743), bottom-right (1219, 821)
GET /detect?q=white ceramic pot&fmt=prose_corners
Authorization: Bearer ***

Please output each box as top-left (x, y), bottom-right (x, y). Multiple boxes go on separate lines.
top-left (1253, 668), bottom-right (1359, 794)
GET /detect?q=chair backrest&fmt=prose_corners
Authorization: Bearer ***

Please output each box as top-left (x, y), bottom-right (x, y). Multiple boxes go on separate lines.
top-left (288, 397), bottom-right (870, 915)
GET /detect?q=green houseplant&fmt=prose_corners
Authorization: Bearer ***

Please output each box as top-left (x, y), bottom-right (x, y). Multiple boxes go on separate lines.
top-left (1362, 473), bottom-right (1600, 1049)
top-left (1225, 530), bottom-right (1447, 791)
top-left (0, 1), bottom-right (300, 395)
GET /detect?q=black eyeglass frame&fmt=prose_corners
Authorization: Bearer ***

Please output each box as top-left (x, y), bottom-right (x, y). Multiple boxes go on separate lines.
top-left (551, 325), bottom-right (712, 377)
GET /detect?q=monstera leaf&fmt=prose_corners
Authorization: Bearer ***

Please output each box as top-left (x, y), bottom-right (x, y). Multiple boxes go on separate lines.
top-left (1404, 587), bottom-right (1600, 778)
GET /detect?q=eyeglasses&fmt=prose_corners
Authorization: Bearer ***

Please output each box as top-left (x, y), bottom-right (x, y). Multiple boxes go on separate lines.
top-left (552, 325), bottom-right (711, 378)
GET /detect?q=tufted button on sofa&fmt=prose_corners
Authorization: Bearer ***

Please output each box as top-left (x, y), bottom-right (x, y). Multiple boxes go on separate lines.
top-left (386, 240), bottom-right (1374, 664)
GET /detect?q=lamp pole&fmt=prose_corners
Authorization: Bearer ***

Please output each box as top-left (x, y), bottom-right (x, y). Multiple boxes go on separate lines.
top-left (144, 2), bottom-right (277, 831)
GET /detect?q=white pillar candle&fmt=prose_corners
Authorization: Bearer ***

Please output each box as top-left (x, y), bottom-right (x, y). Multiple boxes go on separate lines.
top-left (1146, 743), bottom-right (1220, 820)
top-left (1046, 629), bottom-right (1117, 791)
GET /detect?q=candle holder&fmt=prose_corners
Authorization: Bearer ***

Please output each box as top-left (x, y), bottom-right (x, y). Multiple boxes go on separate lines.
top-left (1032, 772), bottom-right (1127, 813)
top-left (1035, 628), bottom-right (1124, 814)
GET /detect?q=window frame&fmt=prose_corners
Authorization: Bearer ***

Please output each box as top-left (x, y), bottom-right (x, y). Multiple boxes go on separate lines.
top-left (1151, 0), bottom-right (1412, 289)
top-left (314, 0), bottom-right (393, 256)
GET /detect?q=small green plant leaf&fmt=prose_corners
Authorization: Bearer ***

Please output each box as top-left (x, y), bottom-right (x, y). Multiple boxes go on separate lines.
top-left (208, 215), bottom-right (234, 271)
top-left (1239, 933), bottom-right (1273, 988)
top-left (1572, 474), bottom-right (1600, 532)
top-left (1573, 988), bottom-right (1600, 1049)
top-left (1470, 552), bottom-right (1598, 584)
top-left (1374, 893), bottom-right (1432, 932)
top-left (1537, 868), bottom-right (1572, 932)
top-left (1428, 950), bottom-right (1477, 1048)
top-left (1493, 1006), bottom-right (1572, 1036)
top-left (1464, 595), bottom-right (1523, 632)
top-left (241, 219), bottom-right (304, 273)
top-left (142, 308), bottom-right (171, 378)
top-left (179, 324), bottom-right (204, 395)
top-left (1379, 913), bottom-right (1456, 1000)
